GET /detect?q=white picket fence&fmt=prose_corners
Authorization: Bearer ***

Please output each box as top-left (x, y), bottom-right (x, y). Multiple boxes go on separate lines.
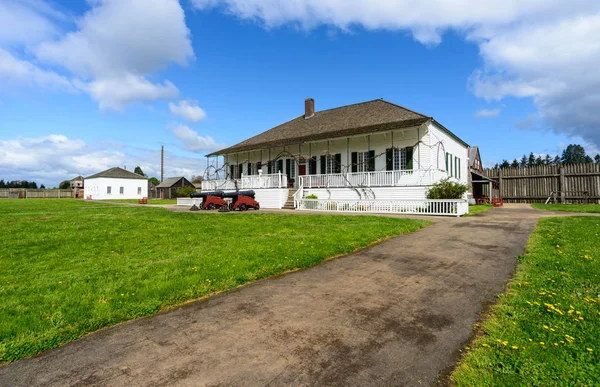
top-left (295, 199), bottom-right (469, 217)
top-left (299, 169), bottom-right (441, 188)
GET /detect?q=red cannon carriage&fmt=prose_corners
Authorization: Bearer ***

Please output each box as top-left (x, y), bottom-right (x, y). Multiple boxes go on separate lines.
top-left (190, 191), bottom-right (228, 210)
top-left (223, 190), bottom-right (260, 211)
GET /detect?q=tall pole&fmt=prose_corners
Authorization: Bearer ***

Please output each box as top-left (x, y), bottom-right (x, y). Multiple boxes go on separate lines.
top-left (161, 145), bottom-right (164, 183)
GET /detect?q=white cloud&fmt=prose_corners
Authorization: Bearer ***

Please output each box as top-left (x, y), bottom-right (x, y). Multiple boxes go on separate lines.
top-left (0, 0), bottom-right (65, 45)
top-left (170, 124), bottom-right (224, 152)
top-left (0, 134), bottom-right (207, 186)
top-left (74, 75), bottom-right (179, 111)
top-left (474, 108), bottom-right (500, 119)
top-left (0, 48), bottom-right (74, 91)
top-left (169, 100), bottom-right (207, 122)
top-left (0, 0), bottom-right (193, 110)
top-left (193, 0), bottom-right (600, 146)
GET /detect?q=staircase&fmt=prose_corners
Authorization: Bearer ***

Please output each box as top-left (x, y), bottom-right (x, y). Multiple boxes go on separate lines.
top-left (282, 188), bottom-right (298, 210)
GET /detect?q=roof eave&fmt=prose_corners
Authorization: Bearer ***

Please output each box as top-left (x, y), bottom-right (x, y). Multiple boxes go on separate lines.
top-left (207, 118), bottom-right (429, 156)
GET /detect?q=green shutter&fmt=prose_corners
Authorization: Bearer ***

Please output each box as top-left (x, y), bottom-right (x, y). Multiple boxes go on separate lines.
top-left (368, 150), bottom-right (375, 172)
top-left (247, 163), bottom-right (251, 176)
top-left (285, 159), bottom-right (291, 177)
top-left (230, 165), bottom-right (234, 179)
top-left (386, 148), bottom-right (393, 171)
top-left (309, 156), bottom-right (316, 175)
top-left (351, 152), bottom-right (358, 172)
top-left (267, 161), bottom-right (272, 174)
top-left (320, 156), bottom-right (326, 174)
top-left (334, 153), bottom-right (342, 173)
top-left (238, 164), bottom-right (242, 178)
top-left (406, 147), bottom-right (414, 170)
top-left (277, 160), bottom-right (283, 173)
top-left (446, 153), bottom-right (449, 173)
top-left (458, 159), bottom-right (461, 179)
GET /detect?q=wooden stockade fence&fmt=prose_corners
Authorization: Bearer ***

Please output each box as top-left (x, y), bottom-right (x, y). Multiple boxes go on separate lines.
top-left (0, 189), bottom-right (73, 199)
top-left (482, 163), bottom-right (600, 203)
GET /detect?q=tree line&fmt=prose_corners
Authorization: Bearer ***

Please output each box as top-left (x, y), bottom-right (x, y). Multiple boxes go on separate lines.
top-left (493, 144), bottom-right (600, 169)
top-left (0, 180), bottom-right (44, 189)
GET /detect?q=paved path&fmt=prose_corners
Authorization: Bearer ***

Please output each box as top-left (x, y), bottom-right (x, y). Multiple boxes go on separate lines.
top-left (0, 206), bottom-right (595, 386)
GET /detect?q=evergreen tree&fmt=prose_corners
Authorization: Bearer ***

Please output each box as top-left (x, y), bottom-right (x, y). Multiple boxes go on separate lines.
top-left (59, 180), bottom-right (71, 189)
top-left (544, 154), bottom-right (552, 165)
top-left (148, 177), bottom-right (160, 186)
top-left (595, 154), bottom-right (600, 164)
top-left (511, 159), bottom-right (520, 168)
top-left (134, 166), bottom-right (146, 177)
top-left (40, 184), bottom-right (46, 189)
top-left (528, 152), bottom-right (536, 167)
top-left (553, 155), bottom-right (561, 165)
top-left (535, 155), bottom-right (544, 165)
top-left (520, 155), bottom-right (528, 167)
top-left (500, 160), bottom-right (510, 169)
top-left (561, 144), bottom-right (588, 164)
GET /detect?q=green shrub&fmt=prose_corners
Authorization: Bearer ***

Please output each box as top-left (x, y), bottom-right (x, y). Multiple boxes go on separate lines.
top-left (426, 178), bottom-right (468, 199)
top-left (305, 194), bottom-right (318, 199)
top-left (177, 186), bottom-right (197, 197)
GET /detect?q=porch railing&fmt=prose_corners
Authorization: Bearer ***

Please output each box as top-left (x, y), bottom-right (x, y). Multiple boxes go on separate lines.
top-left (296, 198), bottom-right (469, 217)
top-left (299, 169), bottom-right (440, 188)
top-left (201, 172), bottom-right (287, 191)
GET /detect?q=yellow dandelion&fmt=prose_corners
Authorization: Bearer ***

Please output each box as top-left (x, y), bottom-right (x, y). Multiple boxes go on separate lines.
top-left (511, 346), bottom-right (518, 350)
top-left (587, 348), bottom-right (593, 352)
top-left (482, 343), bottom-right (490, 347)
top-left (540, 342), bottom-right (545, 345)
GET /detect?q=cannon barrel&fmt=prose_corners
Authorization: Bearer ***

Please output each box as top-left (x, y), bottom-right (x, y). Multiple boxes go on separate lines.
top-left (190, 191), bottom-right (224, 198)
top-left (222, 190), bottom-right (255, 199)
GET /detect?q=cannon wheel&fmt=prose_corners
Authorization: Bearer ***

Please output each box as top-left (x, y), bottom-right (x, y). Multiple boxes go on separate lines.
top-left (239, 203), bottom-right (247, 211)
top-left (207, 203), bottom-right (215, 210)
top-left (254, 204), bottom-right (260, 210)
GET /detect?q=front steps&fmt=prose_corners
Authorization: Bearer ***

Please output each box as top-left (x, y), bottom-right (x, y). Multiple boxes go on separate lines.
top-left (282, 189), bottom-right (297, 209)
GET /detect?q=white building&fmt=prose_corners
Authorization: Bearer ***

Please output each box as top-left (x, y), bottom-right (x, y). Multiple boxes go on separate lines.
top-left (194, 99), bottom-right (470, 216)
top-left (83, 167), bottom-right (148, 200)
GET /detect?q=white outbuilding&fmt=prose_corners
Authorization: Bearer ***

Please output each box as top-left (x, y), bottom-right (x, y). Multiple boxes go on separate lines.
top-left (83, 167), bottom-right (148, 200)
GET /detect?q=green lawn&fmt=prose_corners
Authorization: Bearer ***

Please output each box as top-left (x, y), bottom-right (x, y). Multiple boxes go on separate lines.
top-left (532, 203), bottom-right (600, 213)
top-left (101, 198), bottom-right (177, 205)
top-left (0, 199), bottom-right (429, 363)
top-left (466, 204), bottom-right (494, 216)
top-left (451, 217), bottom-right (600, 386)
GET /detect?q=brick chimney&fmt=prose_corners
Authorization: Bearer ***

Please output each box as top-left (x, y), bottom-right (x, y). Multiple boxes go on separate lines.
top-left (304, 98), bottom-right (314, 119)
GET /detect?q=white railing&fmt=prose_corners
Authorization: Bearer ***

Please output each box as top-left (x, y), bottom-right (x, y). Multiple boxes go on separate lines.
top-left (293, 181), bottom-right (304, 208)
top-left (299, 169), bottom-right (440, 188)
top-left (201, 172), bottom-right (288, 191)
top-left (296, 199), bottom-right (469, 217)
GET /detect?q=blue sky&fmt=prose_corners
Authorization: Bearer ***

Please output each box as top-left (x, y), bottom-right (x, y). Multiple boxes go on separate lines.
top-left (1, 0), bottom-right (599, 186)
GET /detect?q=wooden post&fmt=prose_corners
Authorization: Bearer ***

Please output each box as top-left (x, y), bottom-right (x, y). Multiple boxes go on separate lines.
top-left (559, 166), bottom-right (565, 203)
top-left (498, 176), bottom-right (503, 199)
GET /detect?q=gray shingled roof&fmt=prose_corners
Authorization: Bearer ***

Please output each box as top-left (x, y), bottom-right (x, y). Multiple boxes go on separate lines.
top-left (207, 99), bottom-right (432, 156)
top-left (156, 177), bottom-right (186, 188)
top-left (85, 167), bottom-right (147, 180)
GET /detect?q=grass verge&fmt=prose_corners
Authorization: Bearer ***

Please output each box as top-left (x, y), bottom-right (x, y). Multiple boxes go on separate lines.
top-left (466, 204), bottom-right (493, 216)
top-left (531, 203), bottom-right (600, 213)
top-left (451, 217), bottom-right (600, 386)
top-left (0, 199), bottom-right (429, 363)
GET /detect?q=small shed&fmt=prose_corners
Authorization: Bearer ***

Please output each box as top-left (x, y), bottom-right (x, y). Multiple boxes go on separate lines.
top-left (156, 177), bottom-right (195, 199)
